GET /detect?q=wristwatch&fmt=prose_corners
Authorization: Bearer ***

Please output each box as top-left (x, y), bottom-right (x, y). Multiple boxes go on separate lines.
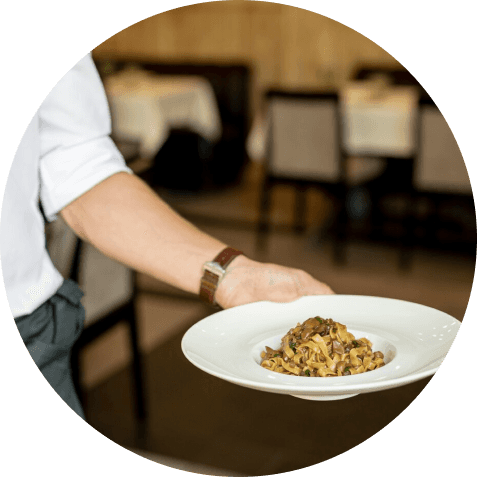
top-left (200, 247), bottom-right (243, 307)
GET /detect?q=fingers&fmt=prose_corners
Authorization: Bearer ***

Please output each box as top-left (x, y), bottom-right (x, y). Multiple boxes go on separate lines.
top-left (322, 284), bottom-right (335, 295)
top-left (295, 270), bottom-right (334, 296)
top-left (304, 284), bottom-right (334, 296)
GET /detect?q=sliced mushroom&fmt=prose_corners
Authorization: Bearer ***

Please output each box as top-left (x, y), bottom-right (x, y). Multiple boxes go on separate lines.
top-left (315, 324), bottom-right (327, 336)
top-left (332, 340), bottom-right (345, 355)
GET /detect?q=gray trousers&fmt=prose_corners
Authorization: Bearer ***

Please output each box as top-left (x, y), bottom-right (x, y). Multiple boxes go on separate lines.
top-left (15, 279), bottom-right (85, 419)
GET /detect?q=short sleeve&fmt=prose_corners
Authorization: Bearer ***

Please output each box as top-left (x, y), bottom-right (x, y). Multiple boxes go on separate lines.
top-left (38, 53), bottom-right (132, 221)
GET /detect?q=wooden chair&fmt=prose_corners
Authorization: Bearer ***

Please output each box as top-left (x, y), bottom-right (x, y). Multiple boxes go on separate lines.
top-left (402, 97), bottom-right (475, 265)
top-left (46, 216), bottom-right (146, 423)
top-left (257, 90), bottom-right (347, 261)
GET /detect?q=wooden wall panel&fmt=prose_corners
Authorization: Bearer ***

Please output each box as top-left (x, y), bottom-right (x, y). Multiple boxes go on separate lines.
top-left (245, 5), bottom-right (282, 110)
top-left (94, 1), bottom-right (399, 115)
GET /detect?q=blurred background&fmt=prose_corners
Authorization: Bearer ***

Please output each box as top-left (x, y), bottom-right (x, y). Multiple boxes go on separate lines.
top-left (46, 1), bottom-right (475, 475)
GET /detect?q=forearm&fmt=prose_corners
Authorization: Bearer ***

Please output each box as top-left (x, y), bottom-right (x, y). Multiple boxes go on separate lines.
top-left (61, 172), bottom-right (227, 295)
top-left (60, 171), bottom-right (333, 308)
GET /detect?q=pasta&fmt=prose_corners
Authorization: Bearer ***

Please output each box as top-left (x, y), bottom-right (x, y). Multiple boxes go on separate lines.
top-left (260, 316), bottom-right (385, 377)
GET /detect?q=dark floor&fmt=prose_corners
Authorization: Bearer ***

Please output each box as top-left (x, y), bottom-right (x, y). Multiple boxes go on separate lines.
top-left (81, 163), bottom-right (474, 475)
top-left (84, 315), bottom-right (433, 476)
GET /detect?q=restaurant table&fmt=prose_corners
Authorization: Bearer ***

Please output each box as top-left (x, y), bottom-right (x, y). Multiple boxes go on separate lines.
top-left (104, 68), bottom-right (222, 160)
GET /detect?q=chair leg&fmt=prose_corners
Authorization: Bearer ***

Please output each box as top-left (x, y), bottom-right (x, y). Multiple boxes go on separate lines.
top-left (426, 198), bottom-right (441, 248)
top-left (399, 192), bottom-right (415, 270)
top-left (333, 185), bottom-right (348, 265)
top-left (126, 300), bottom-right (147, 423)
top-left (69, 239), bottom-right (85, 410)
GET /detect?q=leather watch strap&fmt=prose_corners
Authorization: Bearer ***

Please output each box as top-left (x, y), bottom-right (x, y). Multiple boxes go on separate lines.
top-left (200, 247), bottom-right (243, 307)
top-left (213, 247), bottom-right (244, 269)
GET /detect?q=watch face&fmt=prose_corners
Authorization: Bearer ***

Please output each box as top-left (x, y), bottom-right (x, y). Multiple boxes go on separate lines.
top-left (203, 261), bottom-right (225, 277)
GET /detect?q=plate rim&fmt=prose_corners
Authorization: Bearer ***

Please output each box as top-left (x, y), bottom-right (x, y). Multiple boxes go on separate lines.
top-left (181, 295), bottom-right (460, 395)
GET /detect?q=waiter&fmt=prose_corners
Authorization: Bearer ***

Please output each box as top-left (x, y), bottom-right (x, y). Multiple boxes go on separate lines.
top-left (0, 53), bottom-right (333, 419)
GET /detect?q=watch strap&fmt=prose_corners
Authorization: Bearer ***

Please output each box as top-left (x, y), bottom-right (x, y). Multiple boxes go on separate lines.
top-left (199, 247), bottom-right (243, 306)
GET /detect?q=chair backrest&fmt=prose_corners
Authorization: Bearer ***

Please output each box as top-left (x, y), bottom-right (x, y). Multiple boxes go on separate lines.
top-left (266, 91), bottom-right (342, 182)
top-left (79, 243), bottom-right (134, 325)
top-left (46, 216), bottom-right (134, 327)
top-left (414, 99), bottom-right (472, 194)
top-left (46, 217), bottom-right (79, 279)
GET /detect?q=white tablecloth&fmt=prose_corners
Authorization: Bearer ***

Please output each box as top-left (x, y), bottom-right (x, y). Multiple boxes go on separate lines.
top-left (105, 69), bottom-right (222, 159)
top-left (340, 83), bottom-right (419, 158)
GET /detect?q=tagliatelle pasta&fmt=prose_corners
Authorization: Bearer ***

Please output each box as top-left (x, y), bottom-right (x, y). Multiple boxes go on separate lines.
top-left (260, 317), bottom-right (385, 377)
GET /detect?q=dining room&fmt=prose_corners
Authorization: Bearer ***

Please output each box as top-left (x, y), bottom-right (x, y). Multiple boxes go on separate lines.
top-left (44, 1), bottom-right (475, 475)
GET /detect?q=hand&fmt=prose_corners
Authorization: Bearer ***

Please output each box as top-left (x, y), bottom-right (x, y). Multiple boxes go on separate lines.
top-left (215, 255), bottom-right (334, 309)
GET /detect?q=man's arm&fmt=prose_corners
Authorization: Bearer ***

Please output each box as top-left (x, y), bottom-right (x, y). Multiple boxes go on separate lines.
top-left (61, 172), bottom-right (333, 309)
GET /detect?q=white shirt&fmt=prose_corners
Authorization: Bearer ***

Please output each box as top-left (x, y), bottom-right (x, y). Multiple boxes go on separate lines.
top-left (0, 53), bottom-right (131, 318)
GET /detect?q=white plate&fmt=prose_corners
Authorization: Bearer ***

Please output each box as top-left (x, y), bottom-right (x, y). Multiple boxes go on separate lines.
top-left (181, 295), bottom-right (461, 400)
